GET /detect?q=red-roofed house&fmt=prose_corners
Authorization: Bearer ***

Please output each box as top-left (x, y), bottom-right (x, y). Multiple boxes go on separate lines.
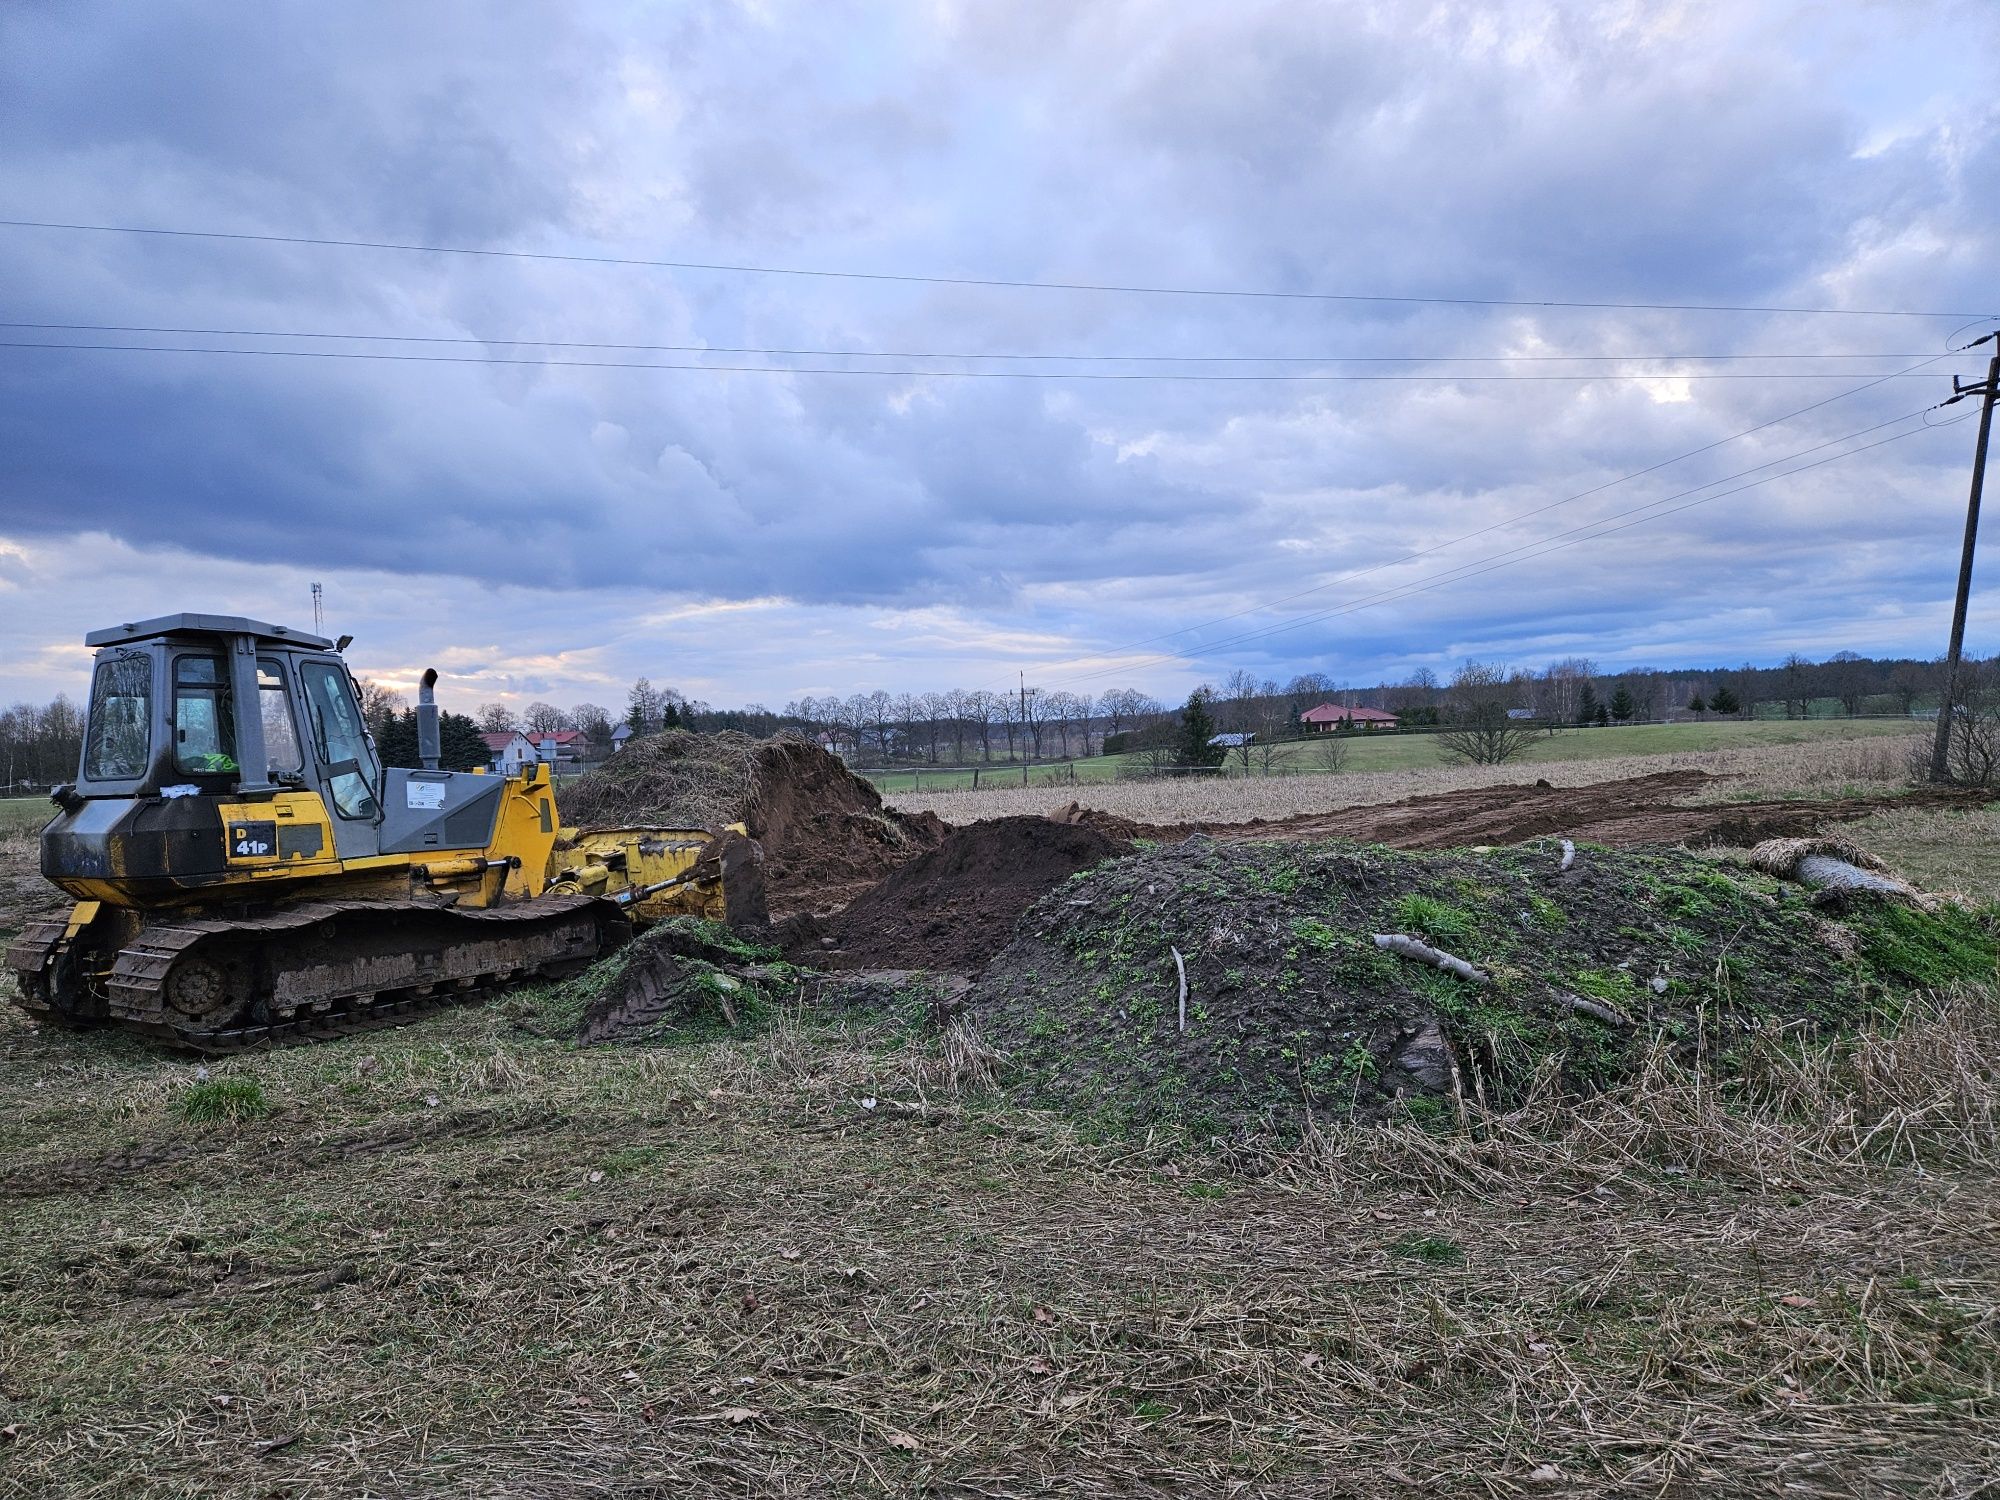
top-left (1300, 704), bottom-right (1400, 734)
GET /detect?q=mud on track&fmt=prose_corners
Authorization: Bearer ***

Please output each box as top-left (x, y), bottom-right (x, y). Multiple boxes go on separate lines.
top-left (1058, 769), bottom-right (1992, 852)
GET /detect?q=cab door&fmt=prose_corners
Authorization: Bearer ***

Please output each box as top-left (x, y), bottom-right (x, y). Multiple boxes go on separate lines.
top-left (297, 657), bottom-right (384, 860)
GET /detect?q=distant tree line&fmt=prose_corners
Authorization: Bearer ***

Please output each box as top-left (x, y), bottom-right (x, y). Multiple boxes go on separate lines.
top-left (0, 645), bottom-right (1988, 795)
top-left (0, 696), bottom-right (84, 792)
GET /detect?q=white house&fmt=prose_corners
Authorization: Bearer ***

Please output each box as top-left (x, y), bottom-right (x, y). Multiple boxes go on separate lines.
top-left (479, 731), bottom-right (536, 773)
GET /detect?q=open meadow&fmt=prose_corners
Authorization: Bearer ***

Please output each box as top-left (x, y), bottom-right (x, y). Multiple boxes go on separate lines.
top-left (886, 727), bottom-right (1921, 822)
top-left (861, 718), bottom-right (1922, 796)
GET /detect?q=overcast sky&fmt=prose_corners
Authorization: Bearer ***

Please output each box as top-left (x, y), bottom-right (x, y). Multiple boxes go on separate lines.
top-left (2, 0), bottom-right (1996, 718)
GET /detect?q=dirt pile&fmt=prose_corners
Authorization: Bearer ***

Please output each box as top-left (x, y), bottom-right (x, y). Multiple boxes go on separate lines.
top-left (816, 816), bottom-right (1128, 972)
top-left (969, 834), bottom-right (1999, 1142)
top-left (1050, 771), bottom-right (1994, 852)
top-left (561, 732), bottom-right (944, 912)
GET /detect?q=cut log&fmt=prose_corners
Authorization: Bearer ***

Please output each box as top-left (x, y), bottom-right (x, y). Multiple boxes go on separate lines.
top-left (1563, 992), bottom-right (1634, 1028)
top-left (1372, 933), bottom-right (1490, 985)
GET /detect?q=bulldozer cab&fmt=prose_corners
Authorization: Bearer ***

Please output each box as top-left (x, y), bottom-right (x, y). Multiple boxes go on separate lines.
top-left (74, 614), bottom-right (380, 809)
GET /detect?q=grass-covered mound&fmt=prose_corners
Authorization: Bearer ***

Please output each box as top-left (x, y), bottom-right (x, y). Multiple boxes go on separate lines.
top-left (517, 917), bottom-right (799, 1046)
top-left (970, 835), bottom-right (1999, 1141)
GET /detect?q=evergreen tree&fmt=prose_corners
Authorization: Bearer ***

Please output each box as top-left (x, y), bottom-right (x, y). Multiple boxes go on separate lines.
top-left (1709, 684), bottom-right (1741, 716)
top-left (625, 678), bottom-right (662, 738)
top-left (1594, 702), bottom-right (1611, 727)
top-left (661, 699), bottom-right (682, 729)
top-left (1577, 682), bottom-right (1600, 726)
top-left (1687, 692), bottom-right (1707, 718)
top-left (377, 709), bottom-right (489, 772)
top-left (1609, 686), bottom-right (1635, 722)
top-left (1178, 687), bottom-right (1225, 767)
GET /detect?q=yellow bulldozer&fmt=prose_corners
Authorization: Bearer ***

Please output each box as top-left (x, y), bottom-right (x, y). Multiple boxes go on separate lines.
top-left (4, 614), bottom-right (762, 1048)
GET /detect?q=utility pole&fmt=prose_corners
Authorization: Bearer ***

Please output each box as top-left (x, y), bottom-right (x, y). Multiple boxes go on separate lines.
top-left (1929, 333), bottom-right (2000, 783)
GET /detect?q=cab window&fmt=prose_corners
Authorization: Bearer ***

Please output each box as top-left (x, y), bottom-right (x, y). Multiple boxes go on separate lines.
top-left (84, 653), bottom-right (152, 781)
top-left (259, 660), bottom-right (303, 775)
top-left (301, 660), bottom-right (380, 820)
top-left (173, 656), bottom-right (238, 775)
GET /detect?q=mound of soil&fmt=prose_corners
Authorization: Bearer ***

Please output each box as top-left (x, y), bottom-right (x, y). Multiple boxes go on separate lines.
top-left (818, 817), bottom-right (1128, 973)
top-left (970, 835), bottom-right (1996, 1142)
top-left (561, 732), bottom-right (944, 913)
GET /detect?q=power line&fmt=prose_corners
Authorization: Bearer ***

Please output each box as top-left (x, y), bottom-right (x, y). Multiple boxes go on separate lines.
top-left (0, 338), bottom-right (1978, 382)
top-left (0, 320), bottom-right (1944, 364)
top-left (1, 217), bottom-right (1992, 320)
top-left (1007, 355), bottom-right (1956, 682)
top-left (1050, 409), bottom-right (1969, 689)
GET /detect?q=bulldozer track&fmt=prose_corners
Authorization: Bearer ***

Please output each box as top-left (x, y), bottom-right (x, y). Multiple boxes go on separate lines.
top-left (9, 894), bottom-right (628, 1053)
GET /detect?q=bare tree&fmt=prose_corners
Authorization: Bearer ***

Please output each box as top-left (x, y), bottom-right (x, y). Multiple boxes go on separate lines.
top-left (1825, 651), bottom-right (1868, 716)
top-left (1537, 657), bottom-right (1596, 724)
top-left (1888, 660), bottom-right (1934, 717)
top-left (476, 701), bottom-right (517, 733)
top-left (1436, 662), bottom-right (1540, 765)
top-left (522, 701), bottom-right (569, 736)
top-left (1778, 653), bottom-right (1815, 719)
top-left (1926, 658), bottom-right (2000, 786)
top-left (354, 679), bottom-right (406, 743)
top-left (1096, 687), bottom-right (1146, 738)
top-left (1021, 686), bottom-right (1051, 758)
top-left (892, 692), bottom-right (927, 762)
top-left (1310, 734), bottom-right (1350, 774)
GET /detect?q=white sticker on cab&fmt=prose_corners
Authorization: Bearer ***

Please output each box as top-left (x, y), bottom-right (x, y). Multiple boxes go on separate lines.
top-left (406, 780), bottom-right (447, 810)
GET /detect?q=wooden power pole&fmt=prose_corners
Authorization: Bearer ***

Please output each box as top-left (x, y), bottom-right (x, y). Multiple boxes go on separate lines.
top-left (1929, 334), bottom-right (2000, 783)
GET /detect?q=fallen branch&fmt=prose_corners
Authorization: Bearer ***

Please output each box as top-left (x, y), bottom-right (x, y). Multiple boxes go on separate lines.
top-left (1563, 992), bottom-right (1634, 1028)
top-left (1372, 933), bottom-right (1489, 985)
top-left (1172, 946), bottom-right (1188, 1032)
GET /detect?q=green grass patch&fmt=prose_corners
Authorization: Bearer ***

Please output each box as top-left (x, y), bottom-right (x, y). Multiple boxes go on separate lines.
top-left (1391, 894), bottom-right (1478, 945)
top-left (1388, 1233), bottom-right (1465, 1265)
top-left (174, 1077), bottom-right (269, 1124)
top-left (1853, 903), bottom-right (2000, 990)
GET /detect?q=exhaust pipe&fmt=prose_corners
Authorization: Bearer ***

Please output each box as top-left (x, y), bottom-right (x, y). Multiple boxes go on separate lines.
top-left (417, 668), bottom-right (441, 771)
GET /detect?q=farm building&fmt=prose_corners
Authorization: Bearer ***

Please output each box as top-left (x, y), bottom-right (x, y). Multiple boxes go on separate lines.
top-left (1208, 732), bottom-right (1253, 749)
top-left (534, 729), bottom-right (591, 765)
top-left (1300, 704), bottom-right (1400, 733)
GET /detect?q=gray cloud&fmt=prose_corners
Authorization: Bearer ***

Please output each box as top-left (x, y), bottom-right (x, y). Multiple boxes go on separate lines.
top-left (1, 0), bottom-right (1997, 710)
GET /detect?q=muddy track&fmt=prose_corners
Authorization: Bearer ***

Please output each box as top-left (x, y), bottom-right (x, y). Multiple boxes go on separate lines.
top-left (1063, 770), bottom-right (1993, 851)
top-left (0, 1105), bottom-right (563, 1200)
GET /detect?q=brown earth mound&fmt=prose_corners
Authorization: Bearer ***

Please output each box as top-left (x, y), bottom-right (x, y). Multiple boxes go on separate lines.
top-left (560, 732), bottom-right (944, 913)
top-left (1056, 771), bottom-right (1992, 852)
top-left (816, 816), bottom-right (1128, 973)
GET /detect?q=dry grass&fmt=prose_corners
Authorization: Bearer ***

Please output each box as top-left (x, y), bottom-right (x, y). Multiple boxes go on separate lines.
top-left (2, 975), bottom-right (1997, 1497)
top-left (1845, 803), bottom-right (2000, 905)
top-left (889, 734), bottom-right (1929, 826)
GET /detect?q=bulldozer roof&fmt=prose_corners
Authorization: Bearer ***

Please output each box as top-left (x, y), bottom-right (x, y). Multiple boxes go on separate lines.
top-left (83, 613), bottom-right (336, 651)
